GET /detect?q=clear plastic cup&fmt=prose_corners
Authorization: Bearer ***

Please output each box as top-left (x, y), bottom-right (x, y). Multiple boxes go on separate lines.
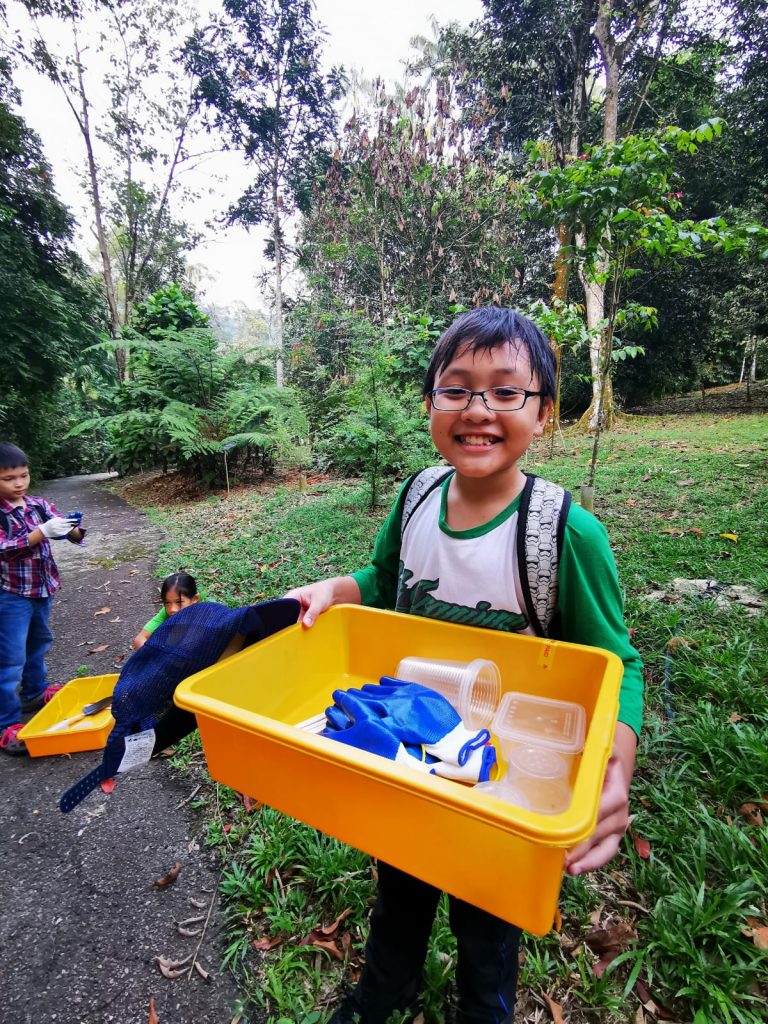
top-left (476, 766), bottom-right (573, 815)
top-left (394, 656), bottom-right (501, 729)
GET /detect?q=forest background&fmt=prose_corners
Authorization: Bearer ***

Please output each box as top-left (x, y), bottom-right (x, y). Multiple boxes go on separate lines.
top-left (2, 0), bottom-right (766, 493)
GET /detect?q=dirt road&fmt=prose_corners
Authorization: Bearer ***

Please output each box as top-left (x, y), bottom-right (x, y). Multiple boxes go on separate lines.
top-left (0, 475), bottom-right (247, 1024)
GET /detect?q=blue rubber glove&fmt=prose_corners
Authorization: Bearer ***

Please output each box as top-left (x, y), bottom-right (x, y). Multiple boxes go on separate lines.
top-left (322, 692), bottom-right (430, 773)
top-left (329, 680), bottom-right (497, 783)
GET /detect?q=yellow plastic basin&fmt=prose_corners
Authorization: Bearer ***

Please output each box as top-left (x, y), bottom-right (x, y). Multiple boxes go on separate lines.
top-left (174, 606), bottom-right (622, 934)
top-left (19, 674), bottom-right (117, 757)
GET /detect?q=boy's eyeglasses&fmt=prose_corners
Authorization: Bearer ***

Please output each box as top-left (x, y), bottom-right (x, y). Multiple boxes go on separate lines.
top-left (429, 387), bottom-right (543, 412)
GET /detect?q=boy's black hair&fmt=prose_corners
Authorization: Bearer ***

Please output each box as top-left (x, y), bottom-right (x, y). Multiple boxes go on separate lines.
top-left (161, 572), bottom-right (198, 600)
top-left (0, 443), bottom-right (29, 469)
top-left (423, 308), bottom-right (557, 403)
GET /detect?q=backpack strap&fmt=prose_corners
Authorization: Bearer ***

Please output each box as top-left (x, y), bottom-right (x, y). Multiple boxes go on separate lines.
top-left (516, 475), bottom-right (572, 639)
top-left (401, 466), bottom-right (454, 537)
top-left (0, 500), bottom-right (48, 537)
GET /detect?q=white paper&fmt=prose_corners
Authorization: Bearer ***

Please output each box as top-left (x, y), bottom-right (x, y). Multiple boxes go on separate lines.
top-left (117, 728), bottom-right (156, 773)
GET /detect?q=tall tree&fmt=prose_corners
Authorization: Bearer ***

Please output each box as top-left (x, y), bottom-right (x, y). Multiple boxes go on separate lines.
top-left (185, 0), bottom-right (342, 386)
top-left (0, 81), bottom-right (103, 467)
top-left (16, 0), bottom-right (200, 376)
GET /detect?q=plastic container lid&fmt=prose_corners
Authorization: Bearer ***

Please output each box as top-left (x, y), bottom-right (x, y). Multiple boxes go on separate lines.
top-left (507, 744), bottom-right (568, 780)
top-left (492, 692), bottom-right (586, 754)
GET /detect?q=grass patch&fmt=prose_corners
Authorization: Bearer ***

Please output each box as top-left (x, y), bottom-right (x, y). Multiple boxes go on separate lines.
top-left (134, 412), bottom-right (767, 1023)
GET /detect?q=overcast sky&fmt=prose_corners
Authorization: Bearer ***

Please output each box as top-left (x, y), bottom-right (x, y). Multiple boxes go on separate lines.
top-left (12, 0), bottom-right (484, 313)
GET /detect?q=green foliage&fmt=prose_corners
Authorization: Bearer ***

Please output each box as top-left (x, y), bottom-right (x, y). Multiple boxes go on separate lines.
top-left (68, 285), bottom-right (308, 484)
top-left (0, 95), bottom-right (104, 468)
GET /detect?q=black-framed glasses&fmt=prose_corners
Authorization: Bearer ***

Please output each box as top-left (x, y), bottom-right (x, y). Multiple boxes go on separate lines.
top-left (429, 386), bottom-right (543, 412)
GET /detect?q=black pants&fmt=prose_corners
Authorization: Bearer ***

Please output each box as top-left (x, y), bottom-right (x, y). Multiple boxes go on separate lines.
top-left (350, 862), bottom-right (520, 1024)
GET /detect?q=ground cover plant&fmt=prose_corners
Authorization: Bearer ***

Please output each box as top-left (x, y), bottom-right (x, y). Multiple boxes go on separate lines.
top-left (130, 409), bottom-right (768, 1024)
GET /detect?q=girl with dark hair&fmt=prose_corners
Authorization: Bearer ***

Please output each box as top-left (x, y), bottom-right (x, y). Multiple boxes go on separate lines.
top-left (132, 572), bottom-right (199, 649)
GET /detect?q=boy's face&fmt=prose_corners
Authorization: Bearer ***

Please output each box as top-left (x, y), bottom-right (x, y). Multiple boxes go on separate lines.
top-left (426, 340), bottom-right (551, 484)
top-left (0, 465), bottom-right (30, 505)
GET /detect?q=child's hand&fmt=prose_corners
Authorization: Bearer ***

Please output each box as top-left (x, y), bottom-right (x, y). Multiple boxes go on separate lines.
top-left (284, 581), bottom-right (337, 627)
top-left (564, 756), bottom-right (630, 876)
top-left (284, 575), bottom-right (362, 627)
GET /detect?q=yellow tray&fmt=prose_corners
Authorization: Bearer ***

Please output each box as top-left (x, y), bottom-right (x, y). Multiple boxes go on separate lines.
top-left (19, 674), bottom-right (118, 757)
top-left (174, 606), bottom-right (622, 934)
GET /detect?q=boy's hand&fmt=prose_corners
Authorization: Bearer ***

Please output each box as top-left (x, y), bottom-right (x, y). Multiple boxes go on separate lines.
top-left (284, 581), bottom-right (338, 627)
top-left (39, 515), bottom-right (79, 539)
top-left (284, 575), bottom-right (362, 628)
top-left (564, 756), bottom-right (630, 876)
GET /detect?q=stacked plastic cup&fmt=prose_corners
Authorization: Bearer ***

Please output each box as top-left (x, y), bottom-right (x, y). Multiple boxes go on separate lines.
top-left (394, 656), bottom-right (501, 730)
top-left (477, 692), bottom-right (586, 814)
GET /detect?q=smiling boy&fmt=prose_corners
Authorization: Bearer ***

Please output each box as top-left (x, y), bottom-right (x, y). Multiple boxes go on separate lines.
top-left (0, 443), bottom-right (86, 755)
top-left (286, 308), bottom-right (642, 1023)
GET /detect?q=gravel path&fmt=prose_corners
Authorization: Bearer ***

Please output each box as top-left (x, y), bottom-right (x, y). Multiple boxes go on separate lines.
top-left (0, 475), bottom-right (248, 1024)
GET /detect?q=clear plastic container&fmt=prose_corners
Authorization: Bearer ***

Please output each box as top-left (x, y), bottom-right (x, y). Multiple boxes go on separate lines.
top-left (395, 656), bottom-right (501, 729)
top-left (492, 692), bottom-right (586, 763)
top-left (486, 693), bottom-right (587, 814)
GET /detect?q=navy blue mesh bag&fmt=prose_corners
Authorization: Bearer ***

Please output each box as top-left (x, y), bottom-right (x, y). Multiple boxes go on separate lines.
top-left (60, 599), bottom-right (299, 812)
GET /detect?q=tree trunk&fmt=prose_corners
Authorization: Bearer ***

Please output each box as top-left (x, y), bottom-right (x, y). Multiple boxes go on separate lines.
top-left (73, 26), bottom-right (123, 373)
top-left (272, 185), bottom-right (285, 388)
top-left (576, 239), bottom-right (612, 431)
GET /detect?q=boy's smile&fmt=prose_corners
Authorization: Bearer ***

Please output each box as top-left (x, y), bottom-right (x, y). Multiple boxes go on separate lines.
top-left (0, 466), bottom-right (30, 506)
top-left (427, 341), bottom-right (551, 491)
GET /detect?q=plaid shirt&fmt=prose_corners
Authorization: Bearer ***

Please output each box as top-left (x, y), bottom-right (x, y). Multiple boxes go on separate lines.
top-left (0, 495), bottom-right (62, 598)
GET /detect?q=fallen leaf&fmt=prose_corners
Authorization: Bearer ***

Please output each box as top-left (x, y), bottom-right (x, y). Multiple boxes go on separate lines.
top-left (739, 803), bottom-right (764, 826)
top-left (687, 527), bottom-right (705, 537)
top-left (641, 473), bottom-right (651, 481)
top-left (153, 954), bottom-right (192, 979)
top-left (151, 862), bottom-right (182, 890)
top-left (190, 898), bottom-right (207, 909)
top-left (632, 833), bottom-right (652, 859)
top-left (542, 993), bottom-right (565, 1023)
top-left (676, 478), bottom-right (695, 486)
top-left (625, 498), bottom-right (636, 507)
top-left (585, 921), bottom-right (638, 957)
top-left (94, 607), bottom-right (111, 616)
top-left (743, 916), bottom-right (768, 950)
top-left (720, 532), bottom-right (738, 542)
top-left (109, 617), bottom-right (121, 623)
top-left (99, 777), bottom-right (116, 794)
top-left (194, 961), bottom-right (211, 983)
top-left (88, 644), bottom-right (110, 654)
top-left (634, 1007), bottom-right (645, 1024)
top-left (666, 636), bottom-right (693, 653)
top-left (728, 712), bottom-right (744, 723)
top-left (241, 794), bottom-right (260, 812)
top-left (321, 907), bottom-right (354, 936)
top-left (148, 995), bottom-right (159, 1024)
top-left (303, 936), bottom-right (344, 960)
top-left (659, 528), bottom-right (683, 536)
top-left (252, 935), bottom-right (282, 951)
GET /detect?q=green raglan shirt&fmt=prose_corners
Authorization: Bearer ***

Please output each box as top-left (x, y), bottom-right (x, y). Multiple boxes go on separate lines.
top-left (143, 606), bottom-right (168, 634)
top-left (352, 474), bottom-right (643, 737)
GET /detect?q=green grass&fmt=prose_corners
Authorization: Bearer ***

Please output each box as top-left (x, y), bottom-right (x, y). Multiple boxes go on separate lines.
top-left (137, 411), bottom-right (768, 1024)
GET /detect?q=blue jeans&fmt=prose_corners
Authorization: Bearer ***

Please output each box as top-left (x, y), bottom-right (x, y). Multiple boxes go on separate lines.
top-left (0, 590), bottom-right (53, 729)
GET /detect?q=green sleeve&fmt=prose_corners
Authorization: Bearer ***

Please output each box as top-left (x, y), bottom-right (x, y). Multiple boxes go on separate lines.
top-left (558, 504), bottom-right (644, 736)
top-left (143, 607), bottom-right (168, 635)
top-left (351, 479), bottom-right (411, 609)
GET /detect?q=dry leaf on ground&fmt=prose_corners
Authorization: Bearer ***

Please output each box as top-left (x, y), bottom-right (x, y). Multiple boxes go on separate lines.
top-left (94, 607), bottom-right (111, 616)
top-left (320, 907), bottom-right (353, 935)
top-left (739, 803), bottom-right (764, 826)
top-left (148, 995), bottom-right (159, 1024)
top-left (194, 961), bottom-right (211, 983)
top-left (543, 993), bottom-right (565, 1023)
top-left (154, 954), bottom-right (192, 979)
top-left (252, 935), bottom-right (282, 952)
top-left (88, 644), bottom-right (110, 654)
top-left (151, 862), bottom-right (182, 890)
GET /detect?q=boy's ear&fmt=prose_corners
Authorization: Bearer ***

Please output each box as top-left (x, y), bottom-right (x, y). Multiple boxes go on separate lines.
top-left (534, 398), bottom-right (553, 435)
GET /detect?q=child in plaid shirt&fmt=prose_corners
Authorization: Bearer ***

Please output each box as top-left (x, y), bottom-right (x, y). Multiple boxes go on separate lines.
top-left (0, 443), bottom-right (86, 755)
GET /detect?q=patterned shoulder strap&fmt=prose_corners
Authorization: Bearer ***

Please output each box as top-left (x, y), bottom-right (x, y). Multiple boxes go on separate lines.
top-left (516, 475), bottom-right (572, 638)
top-left (401, 466), bottom-right (454, 536)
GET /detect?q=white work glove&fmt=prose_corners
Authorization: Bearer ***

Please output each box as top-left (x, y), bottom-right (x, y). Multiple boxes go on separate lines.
top-left (39, 516), bottom-right (78, 539)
